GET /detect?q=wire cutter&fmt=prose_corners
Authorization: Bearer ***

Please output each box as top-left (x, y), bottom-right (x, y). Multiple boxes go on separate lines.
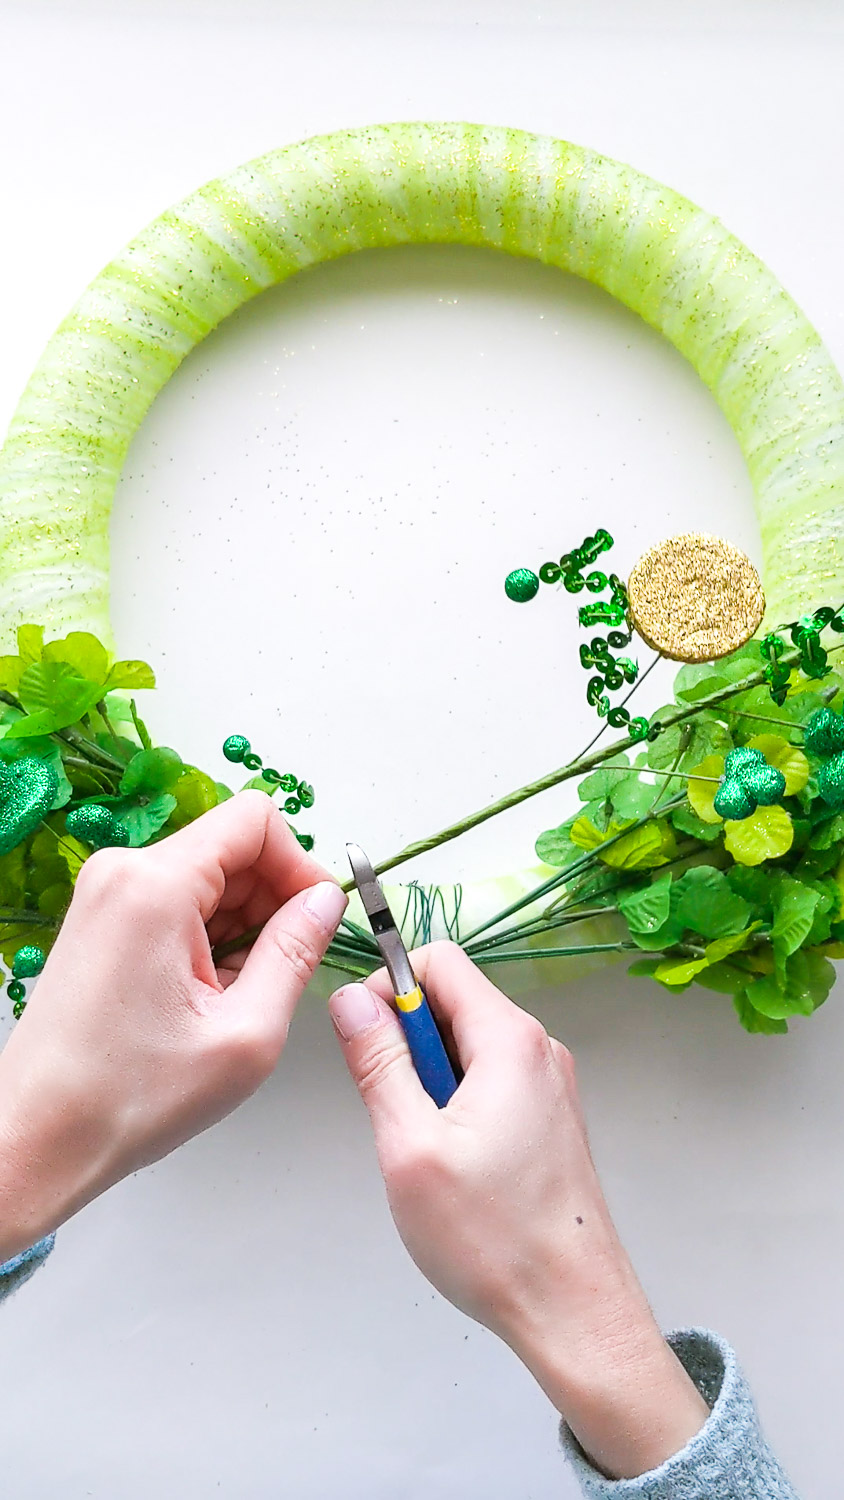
top-left (346, 844), bottom-right (459, 1108)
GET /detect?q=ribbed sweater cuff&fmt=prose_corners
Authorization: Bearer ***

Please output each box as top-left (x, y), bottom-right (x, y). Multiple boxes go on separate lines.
top-left (560, 1328), bottom-right (798, 1499)
top-left (0, 1234), bottom-right (56, 1302)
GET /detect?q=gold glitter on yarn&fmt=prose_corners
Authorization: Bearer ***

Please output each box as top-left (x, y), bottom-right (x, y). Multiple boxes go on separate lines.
top-left (627, 533), bottom-right (765, 662)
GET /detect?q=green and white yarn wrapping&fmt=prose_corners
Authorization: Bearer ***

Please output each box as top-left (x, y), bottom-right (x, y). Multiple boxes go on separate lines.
top-left (2, 121), bottom-right (843, 642)
top-left (1, 121), bottom-right (843, 976)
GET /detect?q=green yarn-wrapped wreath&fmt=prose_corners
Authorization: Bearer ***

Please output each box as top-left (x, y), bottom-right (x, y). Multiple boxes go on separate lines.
top-left (2, 122), bottom-right (844, 1031)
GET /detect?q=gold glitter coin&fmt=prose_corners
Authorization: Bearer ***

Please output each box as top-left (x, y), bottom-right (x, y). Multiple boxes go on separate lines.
top-left (627, 532), bottom-right (765, 662)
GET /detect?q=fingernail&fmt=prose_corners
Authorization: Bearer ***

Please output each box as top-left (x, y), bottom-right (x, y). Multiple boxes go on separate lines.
top-left (302, 881), bottom-right (348, 935)
top-left (330, 983), bottom-right (381, 1041)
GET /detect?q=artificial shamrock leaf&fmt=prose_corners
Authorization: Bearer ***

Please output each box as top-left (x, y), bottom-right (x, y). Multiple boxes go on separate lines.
top-left (653, 923), bottom-right (761, 986)
top-left (670, 804), bottom-right (722, 843)
top-left (723, 804), bottom-right (794, 865)
top-left (617, 872), bottom-right (672, 936)
top-left (686, 754), bottom-right (726, 824)
top-left (120, 747), bottom-right (184, 797)
top-left (600, 819), bottom-right (677, 871)
top-left (105, 660), bottom-right (156, 691)
top-left (16, 625), bottom-right (44, 664)
top-left (5, 661), bottom-right (103, 738)
top-left (576, 757), bottom-right (631, 804)
top-left (746, 734), bottom-right (809, 794)
top-left (733, 991), bottom-right (788, 1034)
top-left (166, 768), bottom-right (220, 830)
top-left (808, 811), bottom-right (844, 851)
top-left (536, 815), bottom-right (588, 868)
top-left (771, 876), bottom-right (822, 970)
top-left (106, 793), bottom-right (177, 847)
top-left (740, 949), bottom-right (834, 1020)
top-left (611, 777), bottom-right (658, 821)
top-left (570, 815), bottom-right (677, 870)
top-left (0, 656), bottom-right (23, 694)
top-left (42, 632), bottom-right (110, 686)
top-left (646, 709), bottom-right (732, 772)
top-left (672, 866), bottom-right (752, 941)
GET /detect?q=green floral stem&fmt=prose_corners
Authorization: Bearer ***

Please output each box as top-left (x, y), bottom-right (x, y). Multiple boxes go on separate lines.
top-left (466, 905), bottom-right (618, 956)
top-left (361, 658), bottom-right (807, 887)
top-left (476, 941), bottom-right (648, 965)
top-left (460, 795), bottom-right (687, 947)
top-left (0, 907), bottom-right (56, 929)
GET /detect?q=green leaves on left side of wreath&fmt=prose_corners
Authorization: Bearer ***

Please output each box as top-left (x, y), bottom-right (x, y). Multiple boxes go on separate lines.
top-left (0, 626), bottom-right (155, 739)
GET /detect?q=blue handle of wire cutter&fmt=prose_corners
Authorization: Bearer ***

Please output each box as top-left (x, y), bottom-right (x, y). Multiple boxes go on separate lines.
top-left (395, 984), bottom-right (458, 1107)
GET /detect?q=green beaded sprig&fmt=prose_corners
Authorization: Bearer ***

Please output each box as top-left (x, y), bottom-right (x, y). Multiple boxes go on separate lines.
top-left (760, 604), bottom-right (844, 704)
top-left (222, 735), bottom-right (315, 850)
top-left (5, 943), bottom-right (46, 1019)
top-left (713, 746), bottom-right (787, 821)
top-left (505, 529), bottom-right (650, 742)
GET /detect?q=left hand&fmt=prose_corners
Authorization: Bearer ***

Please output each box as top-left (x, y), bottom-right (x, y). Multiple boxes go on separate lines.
top-left (0, 790), bottom-right (347, 1259)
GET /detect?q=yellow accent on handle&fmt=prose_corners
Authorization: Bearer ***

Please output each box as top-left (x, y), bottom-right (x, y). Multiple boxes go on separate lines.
top-left (396, 985), bottom-right (423, 1013)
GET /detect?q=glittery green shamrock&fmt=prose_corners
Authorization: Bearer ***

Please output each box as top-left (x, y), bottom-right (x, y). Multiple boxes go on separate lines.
top-left (713, 746), bottom-right (787, 822)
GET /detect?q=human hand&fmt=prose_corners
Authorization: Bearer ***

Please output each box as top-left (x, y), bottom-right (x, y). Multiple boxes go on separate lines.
top-left (0, 791), bottom-right (347, 1260)
top-left (329, 942), bottom-right (708, 1480)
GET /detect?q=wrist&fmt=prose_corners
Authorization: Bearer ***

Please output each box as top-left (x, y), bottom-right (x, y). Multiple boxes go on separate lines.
top-left (500, 1235), bottom-right (709, 1480)
top-left (0, 1060), bottom-right (106, 1260)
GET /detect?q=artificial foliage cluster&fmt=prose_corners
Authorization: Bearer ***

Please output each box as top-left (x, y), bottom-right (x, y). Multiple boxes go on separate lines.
top-left (5, 602), bottom-right (844, 1035)
top-left (534, 638), bottom-right (844, 1033)
top-left (0, 625), bottom-right (314, 1015)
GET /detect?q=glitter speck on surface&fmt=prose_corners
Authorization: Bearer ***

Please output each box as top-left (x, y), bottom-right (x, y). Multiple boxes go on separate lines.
top-left (627, 532), bottom-right (765, 662)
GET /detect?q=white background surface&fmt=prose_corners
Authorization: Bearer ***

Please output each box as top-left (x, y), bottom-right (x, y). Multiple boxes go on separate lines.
top-left (1, 1), bottom-right (843, 1495)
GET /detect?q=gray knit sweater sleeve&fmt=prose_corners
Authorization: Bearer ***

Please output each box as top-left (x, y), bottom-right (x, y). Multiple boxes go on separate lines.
top-left (561, 1329), bottom-right (798, 1499)
top-left (0, 1235), bottom-right (55, 1302)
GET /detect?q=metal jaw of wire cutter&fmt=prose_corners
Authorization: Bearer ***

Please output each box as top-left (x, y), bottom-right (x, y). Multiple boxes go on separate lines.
top-left (345, 843), bottom-right (418, 1002)
top-left (345, 843), bottom-right (458, 1107)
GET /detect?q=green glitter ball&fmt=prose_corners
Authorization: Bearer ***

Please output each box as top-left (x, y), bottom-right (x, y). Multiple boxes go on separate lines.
top-left (7, 979), bottom-right (25, 1005)
top-left (12, 945), bottom-right (46, 981)
top-left (742, 763), bottom-right (786, 806)
top-left (724, 746), bottom-right (765, 779)
top-left (714, 778), bottom-right (756, 821)
top-left (223, 734), bottom-right (251, 764)
top-left (804, 706), bottom-right (844, 758)
top-left (66, 804), bottom-right (131, 849)
top-left (504, 568), bottom-right (540, 603)
top-left (817, 752), bottom-right (844, 809)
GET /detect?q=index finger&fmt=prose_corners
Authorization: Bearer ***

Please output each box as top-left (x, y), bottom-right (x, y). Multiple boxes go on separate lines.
top-left (143, 789), bottom-right (333, 921)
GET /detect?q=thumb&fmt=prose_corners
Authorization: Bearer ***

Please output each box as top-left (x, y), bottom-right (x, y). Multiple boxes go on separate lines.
top-left (229, 880), bottom-right (347, 1045)
top-left (329, 983), bottom-right (434, 1135)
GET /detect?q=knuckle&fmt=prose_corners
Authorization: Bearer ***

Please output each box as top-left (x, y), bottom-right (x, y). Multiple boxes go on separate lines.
top-left (385, 1132), bottom-right (445, 1194)
top-left (514, 1012), bottom-right (551, 1058)
top-left (220, 1022), bottom-right (281, 1092)
top-left (271, 925), bottom-right (320, 986)
top-left (354, 1036), bottom-right (408, 1104)
top-left (72, 846), bottom-right (137, 903)
top-left (550, 1036), bottom-right (575, 1074)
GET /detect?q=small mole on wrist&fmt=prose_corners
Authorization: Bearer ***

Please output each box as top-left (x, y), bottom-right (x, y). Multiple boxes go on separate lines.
top-left (576, 1216), bottom-right (583, 1225)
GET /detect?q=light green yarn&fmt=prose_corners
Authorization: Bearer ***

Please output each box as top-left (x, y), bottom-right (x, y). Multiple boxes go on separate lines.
top-left (1, 121), bottom-right (843, 646)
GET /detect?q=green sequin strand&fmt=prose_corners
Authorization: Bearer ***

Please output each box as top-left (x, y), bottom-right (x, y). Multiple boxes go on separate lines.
top-left (222, 735), bottom-right (315, 849)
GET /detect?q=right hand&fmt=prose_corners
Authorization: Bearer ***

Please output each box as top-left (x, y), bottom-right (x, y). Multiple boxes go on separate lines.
top-left (329, 941), bottom-right (709, 1480)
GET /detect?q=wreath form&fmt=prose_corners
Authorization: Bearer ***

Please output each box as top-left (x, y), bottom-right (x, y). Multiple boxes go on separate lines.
top-left (2, 122), bottom-right (844, 1010)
